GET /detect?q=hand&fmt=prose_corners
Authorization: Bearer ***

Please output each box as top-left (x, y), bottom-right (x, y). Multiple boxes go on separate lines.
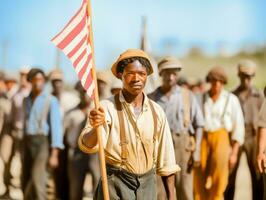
top-left (89, 107), bottom-right (105, 128)
top-left (229, 153), bottom-right (237, 171)
top-left (257, 153), bottom-right (266, 173)
top-left (49, 153), bottom-right (59, 169)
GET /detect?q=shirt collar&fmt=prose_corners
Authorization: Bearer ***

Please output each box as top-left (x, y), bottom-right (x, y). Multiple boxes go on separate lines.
top-left (118, 91), bottom-right (149, 111)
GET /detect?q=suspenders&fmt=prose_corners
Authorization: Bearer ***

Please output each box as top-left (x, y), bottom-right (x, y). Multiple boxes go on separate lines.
top-left (114, 94), bottom-right (158, 167)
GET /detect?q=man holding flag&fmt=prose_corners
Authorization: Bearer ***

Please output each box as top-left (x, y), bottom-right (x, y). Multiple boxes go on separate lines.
top-left (79, 49), bottom-right (180, 199)
top-left (52, 0), bottom-right (179, 199)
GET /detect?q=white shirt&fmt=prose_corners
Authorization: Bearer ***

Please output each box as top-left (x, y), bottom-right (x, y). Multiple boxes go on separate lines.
top-left (204, 89), bottom-right (245, 145)
top-left (258, 99), bottom-right (266, 128)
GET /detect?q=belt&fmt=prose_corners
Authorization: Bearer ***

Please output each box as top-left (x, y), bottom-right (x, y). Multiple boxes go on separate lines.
top-left (106, 164), bottom-right (155, 179)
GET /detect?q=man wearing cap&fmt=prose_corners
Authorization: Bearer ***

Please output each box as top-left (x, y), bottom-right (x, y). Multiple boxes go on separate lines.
top-left (225, 60), bottom-right (264, 200)
top-left (194, 66), bottom-right (245, 200)
top-left (256, 86), bottom-right (266, 200)
top-left (79, 49), bottom-right (179, 200)
top-left (0, 68), bottom-right (31, 198)
top-left (22, 68), bottom-right (64, 200)
top-left (148, 56), bottom-right (204, 200)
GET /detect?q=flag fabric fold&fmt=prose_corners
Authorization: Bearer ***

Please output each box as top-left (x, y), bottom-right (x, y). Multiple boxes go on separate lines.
top-left (51, 0), bottom-right (95, 97)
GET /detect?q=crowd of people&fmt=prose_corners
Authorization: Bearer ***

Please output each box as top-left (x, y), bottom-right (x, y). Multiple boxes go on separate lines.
top-left (0, 48), bottom-right (266, 200)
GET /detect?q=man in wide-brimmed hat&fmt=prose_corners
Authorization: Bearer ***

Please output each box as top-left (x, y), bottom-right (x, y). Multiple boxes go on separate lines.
top-left (194, 66), bottom-right (245, 200)
top-left (79, 49), bottom-right (179, 200)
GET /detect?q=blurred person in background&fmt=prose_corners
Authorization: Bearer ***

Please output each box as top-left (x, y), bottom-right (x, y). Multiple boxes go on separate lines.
top-left (0, 71), bottom-right (13, 198)
top-left (4, 74), bottom-right (18, 100)
top-left (22, 68), bottom-right (64, 200)
top-left (194, 66), bottom-right (245, 200)
top-left (110, 79), bottom-right (122, 96)
top-left (65, 82), bottom-right (99, 200)
top-left (149, 57), bottom-right (204, 200)
top-left (256, 85), bottom-right (266, 200)
top-left (225, 60), bottom-right (264, 200)
top-left (0, 68), bottom-right (31, 198)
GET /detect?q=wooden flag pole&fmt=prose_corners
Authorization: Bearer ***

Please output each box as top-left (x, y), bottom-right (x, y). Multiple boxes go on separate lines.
top-left (87, 0), bottom-right (110, 199)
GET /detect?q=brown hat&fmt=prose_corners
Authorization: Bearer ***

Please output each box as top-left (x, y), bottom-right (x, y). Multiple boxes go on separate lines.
top-left (158, 56), bottom-right (182, 74)
top-left (238, 59), bottom-right (257, 76)
top-left (49, 70), bottom-right (63, 81)
top-left (206, 66), bottom-right (228, 84)
top-left (111, 49), bottom-right (153, 78)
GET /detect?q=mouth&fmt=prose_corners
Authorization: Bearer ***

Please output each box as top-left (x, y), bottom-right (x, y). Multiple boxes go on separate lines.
top-left (130, 84), bottom-right (142, 89)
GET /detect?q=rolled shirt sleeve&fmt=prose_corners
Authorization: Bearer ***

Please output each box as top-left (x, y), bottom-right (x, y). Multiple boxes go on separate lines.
top-left (50, 97), bottom-right (64, 149)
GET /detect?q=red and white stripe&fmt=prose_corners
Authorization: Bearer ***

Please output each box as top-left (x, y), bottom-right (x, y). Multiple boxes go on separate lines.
top-left (51, 0), bottom-right (95, 97)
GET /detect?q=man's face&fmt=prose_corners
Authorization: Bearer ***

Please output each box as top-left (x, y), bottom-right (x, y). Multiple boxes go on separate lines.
top-left (161, 68), bottom-right (180, 88)
top-left (121, 60), bottom-right (147, 96)
top-left (52, 80), bottom-right (63, 93)
top-left (210, 79), bottom-right (224, 95)
top-left (239, 73), bottom-right (253, 89)
top-left (31, 73), bottom-right (46, 93)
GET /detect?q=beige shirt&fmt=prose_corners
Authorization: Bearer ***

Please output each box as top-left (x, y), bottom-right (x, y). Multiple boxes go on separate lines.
top-left (204, 90), bottom-right (245, 145)
top-left (79, 92), bottom-right (180, 176)
top-left (258, 99), bottom-right (266, 128)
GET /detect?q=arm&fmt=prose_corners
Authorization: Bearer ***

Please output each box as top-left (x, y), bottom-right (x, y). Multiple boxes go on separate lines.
top-left (78, 107), bottom-right (105, 153)
top-left (162, 174), bottom-right (175, 200)
top-left (191, 94), bottom-right (204, 164)
top-left (257, 127), bottom-right (266, 173)
top-left (229, 95), bottom-right (244, 170)
top-left (49, 98), bottom-right (64, 169)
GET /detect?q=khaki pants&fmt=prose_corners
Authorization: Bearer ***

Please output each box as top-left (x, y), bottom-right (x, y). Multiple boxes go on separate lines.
top-left (194, 129), bottom-right (230, 200)
top-left (94, 164), bottom-right (156, 200)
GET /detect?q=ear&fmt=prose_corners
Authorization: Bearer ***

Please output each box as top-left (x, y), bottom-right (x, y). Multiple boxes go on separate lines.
top-left (117, 72), bottom-right (123, 79)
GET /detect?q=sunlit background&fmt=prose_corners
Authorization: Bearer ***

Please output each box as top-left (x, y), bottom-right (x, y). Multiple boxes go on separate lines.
top-left (0, 0), bottom-right (266, 86)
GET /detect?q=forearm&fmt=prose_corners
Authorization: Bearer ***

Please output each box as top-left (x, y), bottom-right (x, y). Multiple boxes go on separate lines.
top-left (194, 127), bottom-right (203, 160)
top-left (162, 174), bottom-right (175, 200)
top-left (50, 148), bottom-right (60, 157)
top-left (257, 127), bottom-right (266, 155)
top-left (231, 140), bottom-right (240, 156)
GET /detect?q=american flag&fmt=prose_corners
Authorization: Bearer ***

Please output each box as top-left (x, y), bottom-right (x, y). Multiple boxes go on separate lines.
top-left (51, 0), bottom-right (95, 97)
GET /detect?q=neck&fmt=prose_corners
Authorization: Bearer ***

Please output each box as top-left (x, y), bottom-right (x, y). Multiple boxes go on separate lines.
top-left (122, 89), bottom-right (144, 108)
top-left (31, 90), bottom-right (42, 100)
top-left (209, 89), bottom-right (222, 102)
top-left (161, 84), bottom-right (176, 96)
top-left (52, 91), bottom-right (61, 99)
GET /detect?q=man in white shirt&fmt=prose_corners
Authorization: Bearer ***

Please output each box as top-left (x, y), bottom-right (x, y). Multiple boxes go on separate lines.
top-left (194, 66), bottom-right (245, 200)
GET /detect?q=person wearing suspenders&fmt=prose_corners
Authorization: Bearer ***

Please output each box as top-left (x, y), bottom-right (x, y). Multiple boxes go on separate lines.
top-left (79, 49), bottom-right (180, 200)
top-left (194, 66), bottom-right (245, 200)
top-left (149, 57), bottom-right (204, 200)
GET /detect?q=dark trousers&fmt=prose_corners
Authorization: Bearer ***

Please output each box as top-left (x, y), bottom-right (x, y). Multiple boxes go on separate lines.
top-left (224, 135), bottom-right (263, 200)
top-left (94, 164), bottom-right (156, 200)
top-left (68, 148), bottom-right (100, 200)
top-left (22, 135), bottom-right (49, 200)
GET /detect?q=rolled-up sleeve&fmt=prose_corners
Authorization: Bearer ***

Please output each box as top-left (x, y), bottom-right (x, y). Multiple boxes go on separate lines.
top-left (258, 99), bottom-right (266, 128)
top-left (78, 100), bottom-right (111, 154)
top-left (230, 95), bottom-right (245, 145)
top-left (50, 97), bottom-right (64, 149)
top-left (156, 107), bottom-right (181, 176)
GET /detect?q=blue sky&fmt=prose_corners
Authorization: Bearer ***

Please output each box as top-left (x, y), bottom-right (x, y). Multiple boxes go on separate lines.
top-left (0, 0), bottom-right (266, 82)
